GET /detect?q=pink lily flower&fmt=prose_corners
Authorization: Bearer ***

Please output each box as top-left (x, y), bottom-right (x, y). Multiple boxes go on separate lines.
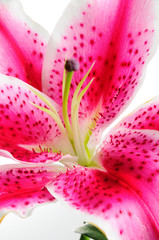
top-left (0, 0), bottom-right (159, 239)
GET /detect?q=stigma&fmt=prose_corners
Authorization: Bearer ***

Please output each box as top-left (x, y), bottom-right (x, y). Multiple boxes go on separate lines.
top-left (65, 58), bottom-right (79, 72)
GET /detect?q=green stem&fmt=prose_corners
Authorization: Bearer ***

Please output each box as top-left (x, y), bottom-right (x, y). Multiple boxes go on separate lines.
top-left (80, 235), bottom-right (90, 240)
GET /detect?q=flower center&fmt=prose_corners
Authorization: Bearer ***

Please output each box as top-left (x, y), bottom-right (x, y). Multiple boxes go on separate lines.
top-left (30, 59), bottom-right (95, 167)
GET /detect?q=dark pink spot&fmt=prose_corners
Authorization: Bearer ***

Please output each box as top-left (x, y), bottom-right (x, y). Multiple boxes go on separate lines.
top-left (39, 53), bottom-right (43, 58)
top-left (88, 56), bottom-right (92, 62)
top-left (80, 34), bottom-right (84, 39)
top-left (8, 68), bottom-right (12, 72)
top-left (79, 56), bottom-right (83, 62)
top-left (107, 203), bottom-right (112, 210)
top-left (90, 39), bottom-right (95, 45)
top-left (129, 40), bottom-right (134, 45)
top-left (80, 43), bottom-right (84, 48)
top-left (135, 49), bottom-right (139, 54)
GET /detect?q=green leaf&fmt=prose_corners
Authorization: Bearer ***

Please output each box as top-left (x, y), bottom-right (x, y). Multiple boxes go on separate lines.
top-left (80, 235), bottom-right (90, 240)
top-left (75, 223), bottom-right (108, 240)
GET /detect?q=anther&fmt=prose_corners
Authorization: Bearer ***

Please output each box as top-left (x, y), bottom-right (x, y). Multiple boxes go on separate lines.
top-left (65, 58), bottom-right (79, 72)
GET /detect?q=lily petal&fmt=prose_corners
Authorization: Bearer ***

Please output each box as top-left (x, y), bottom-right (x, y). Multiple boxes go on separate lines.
top-left (119, 96), bottom-right (159, 130)
top-left (0, 75), bottom-right (74, 162)
top-left (47, 166), bottom-right (159, 240)
top-left (96, 100), bottom-right (159, 227)
top-left (0, 0), bottom-right (49, 90)
top-left (0, 163), bottom-right (63, 221)
top-left (42, 0), bottom-right (159, 146)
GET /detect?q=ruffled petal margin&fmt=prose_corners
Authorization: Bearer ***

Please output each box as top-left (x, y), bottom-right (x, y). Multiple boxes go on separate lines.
top-left (0, 162), bottom-right (65, 222)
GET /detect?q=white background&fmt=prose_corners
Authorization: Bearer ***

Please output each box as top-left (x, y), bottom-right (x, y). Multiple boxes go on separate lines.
top-left (0, 0), bottom-right (159, 239)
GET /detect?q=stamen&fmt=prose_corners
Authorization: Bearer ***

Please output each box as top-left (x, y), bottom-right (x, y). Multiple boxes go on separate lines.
top-left (71, 78), bottom-right (95, 165)
top-left (30, 59), bottom-right (97, 167)
top-left (29, 102), bottom-right (75, 156)
top-left (69, 62), bottom-right (95, 165)
top-left (71, 61), bottom-right (95, 110)
top-left (84, 106), bottom-right (102, 149)
top-left (29, 87), bottom-right (60, 117)
top-left (77, 78), bottom-right (95, 104)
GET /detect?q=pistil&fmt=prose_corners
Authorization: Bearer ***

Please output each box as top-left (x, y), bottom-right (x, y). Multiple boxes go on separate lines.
top-left (30, 58), bottom-right (95, 167)
top-left (62, 70), bottom-right (74, 141)
top-left (63, 59), bottom-right (95, 165)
